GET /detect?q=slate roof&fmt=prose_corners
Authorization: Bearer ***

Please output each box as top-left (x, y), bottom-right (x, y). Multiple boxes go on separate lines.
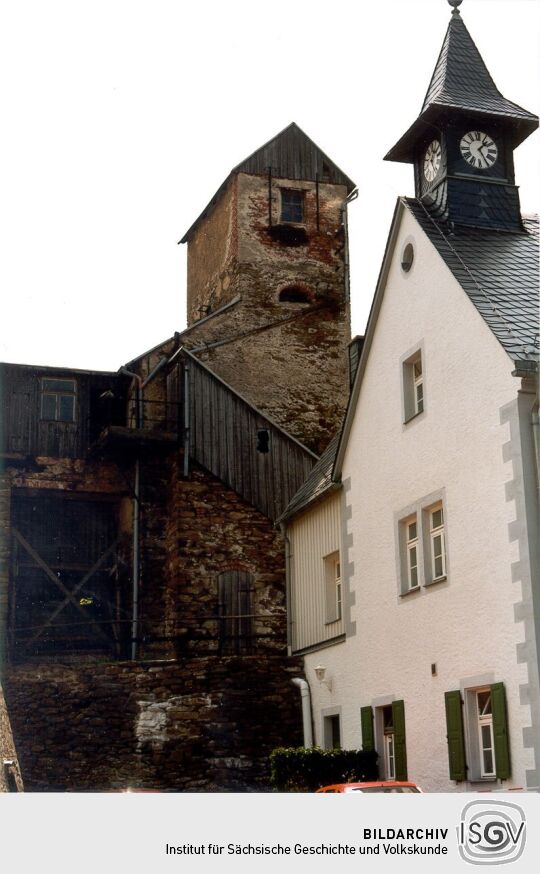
top-left (180, 123), bottom-right (356, 243)
top-left (404, 198), bottom-right (539, 363)
top-left (278, 433), bottom-right (340, 522)
top-left (421, 11), bottom-right (537, 123)
top-left (386, 10), bottom-right (538, 163)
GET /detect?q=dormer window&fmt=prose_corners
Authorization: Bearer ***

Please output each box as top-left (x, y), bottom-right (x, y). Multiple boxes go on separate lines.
top-left (41, 378), bottom-right (76, 422)
top-left (280, 189), bottom-right (304, 224)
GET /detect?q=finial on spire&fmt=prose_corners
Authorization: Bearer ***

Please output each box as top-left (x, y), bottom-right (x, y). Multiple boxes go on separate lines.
top-left (448, 0), bottom-right (463, 15)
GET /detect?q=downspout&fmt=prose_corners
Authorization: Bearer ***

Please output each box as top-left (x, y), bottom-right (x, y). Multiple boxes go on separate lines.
top-left (532, 407), bottom-right (540, 492)
top-left (341, 188), bottom-right (358, 316)
top-left (291, 678), bottom-right (313, 748)
top-left (119, 367), bottom-right (143, 661)
top-left (183, 362), bottom-right (190, 478)
top-left (279, 522), bottom-right (294, 656)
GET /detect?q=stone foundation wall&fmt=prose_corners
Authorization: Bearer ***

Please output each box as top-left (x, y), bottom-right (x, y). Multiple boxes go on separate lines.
top-left (3, 656), bottom-right (304, 792)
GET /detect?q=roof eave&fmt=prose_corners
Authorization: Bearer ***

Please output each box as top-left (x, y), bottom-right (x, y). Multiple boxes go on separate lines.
top-left (385, 106), bottom-right (538, 164)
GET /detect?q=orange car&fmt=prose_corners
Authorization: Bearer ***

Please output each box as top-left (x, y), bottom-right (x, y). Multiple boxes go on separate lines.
top-left (316, 781), bottom-right (421, 793)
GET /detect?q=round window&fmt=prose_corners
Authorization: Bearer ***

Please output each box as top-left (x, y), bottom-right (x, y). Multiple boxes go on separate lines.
top-left (401, 243), bottom-right (415, 273)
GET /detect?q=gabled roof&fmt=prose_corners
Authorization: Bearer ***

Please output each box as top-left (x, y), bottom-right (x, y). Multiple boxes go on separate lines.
top-left (277, 433), bottom-right (341, 523)
top-left (333, 197), bottom-right (539, 479)
top-left (180, 122), bottom-right (356, 243)
top-left (386, 9), bottom-right (538, 163)
top-left (404, 201), bottom-right (539, 364)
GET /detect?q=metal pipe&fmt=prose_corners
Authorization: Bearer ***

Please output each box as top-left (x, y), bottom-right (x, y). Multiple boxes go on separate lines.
top-left (291, 678), bottom-right (313, 748)
top-left (316, 174), bottom-right (320, 231)
top-left (119, 367), bottom-right (143, 427)
top-left (183, 363), bottom-right (190, 478)
top-left (268, 166), bottom-right (272, 227)
top-left (131, 459), bottom-right (140, 661)
top-left (141, 356), bottom-right (169, 389)
top-left (279, 522), bottom-right (294, 656)
top-left (342, 188), bottom-right (358, 313)
top-left (118, 367), bottom-right (142, 661)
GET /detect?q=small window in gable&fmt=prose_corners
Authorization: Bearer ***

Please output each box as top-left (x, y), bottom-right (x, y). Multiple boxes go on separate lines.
top-left (402, 349), bottom-right (424, 423)
top-left (278, 286), bottom-right (310, 304)
top-left (280, 188), bottom-right (304, 224)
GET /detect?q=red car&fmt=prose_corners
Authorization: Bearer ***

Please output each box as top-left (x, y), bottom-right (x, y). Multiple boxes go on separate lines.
top-left (316, 781), bottom-right (421, 793)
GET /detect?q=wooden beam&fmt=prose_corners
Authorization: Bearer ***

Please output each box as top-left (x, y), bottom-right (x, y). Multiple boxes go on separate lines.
top-left (12, 528), bottom-right (112, 645)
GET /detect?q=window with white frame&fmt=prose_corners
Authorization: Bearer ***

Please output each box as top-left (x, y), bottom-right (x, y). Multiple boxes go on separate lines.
top-left (398, 494), bottom-right (448, 594)
top-left (402, 349), bottom-right (424, 422)
top-left (445, 683), bottom-right (511, 783)
top-left (382, 706), bottom-right (396, 779)
top-left (324, 551), bottom-right (342, 623)
top-left (406, 517), bottom-right (419, 590)
top-left (476, 689), bottom-right (496, 778)
top-left (429, 505), bottom-right (446, 581)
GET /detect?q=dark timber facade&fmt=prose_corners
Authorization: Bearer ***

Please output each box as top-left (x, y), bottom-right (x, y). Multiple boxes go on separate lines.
top-left (0, 124), bottom-right (355, 791)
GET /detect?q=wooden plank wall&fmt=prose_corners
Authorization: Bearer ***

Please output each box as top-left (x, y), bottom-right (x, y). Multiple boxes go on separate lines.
top-left (0, 365), bottom-right (126, 459)
top-left (184, 356), bottom-right (316, 522)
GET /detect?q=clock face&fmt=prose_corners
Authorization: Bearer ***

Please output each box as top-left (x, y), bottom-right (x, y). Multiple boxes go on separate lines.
top-left (423, 140), bottom-right (442, 182)
top-left (460, 131), bottom-right (498, 170)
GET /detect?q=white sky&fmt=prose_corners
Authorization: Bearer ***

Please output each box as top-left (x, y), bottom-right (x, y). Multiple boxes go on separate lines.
top-left (0, 0), bottom-right (538, 372)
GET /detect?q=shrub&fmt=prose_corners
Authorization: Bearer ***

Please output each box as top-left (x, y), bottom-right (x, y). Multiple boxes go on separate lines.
top-left (269, 746), bottom-right (379, 792)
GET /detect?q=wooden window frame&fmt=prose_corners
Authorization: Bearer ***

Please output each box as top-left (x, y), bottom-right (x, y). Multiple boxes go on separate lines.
top-left (280, 188), bottom-right (304, 224)
top-left (40, 378), bottom-right (77, 423)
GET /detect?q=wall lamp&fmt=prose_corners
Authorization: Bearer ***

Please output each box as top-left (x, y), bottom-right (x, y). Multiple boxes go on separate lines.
top-left (314, 665), bottom-right (332, 691)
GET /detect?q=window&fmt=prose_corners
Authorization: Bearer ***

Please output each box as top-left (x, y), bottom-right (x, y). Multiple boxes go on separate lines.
top-left (401, 242), bottom-right (415, 273)
top-left (364, 701), bottom-right (407, 779)
top-left (323, 714), bottom-right (341, 750)
top-left (445, 683), bottom-right (511, 782)
top-left (402, 349), bottom-right (424, 423)
top-left (278, 286), bottom-right (310, 304)
top-left (429, 505), bottom-right (446, 581)
top-left (405, 517), bottom-right (419, 590)
top-left (41, 378), bottom-right (76, 422)
top-left (382, 706), bottom-right (396, 779)
top-left (397, 493), bottom-right (448, 594)
top-left (477, 690), bottom-right (495, 777)
top-left (217, 571), bottom-right (254, 655)
top-left (280, 188), bottom-right (304, 223)
top-left (324, 552), bottom-right (342, 623)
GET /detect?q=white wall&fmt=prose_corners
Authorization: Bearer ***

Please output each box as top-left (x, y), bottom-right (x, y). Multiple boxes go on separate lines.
top-left (303, 206), bottom-right (536, 792)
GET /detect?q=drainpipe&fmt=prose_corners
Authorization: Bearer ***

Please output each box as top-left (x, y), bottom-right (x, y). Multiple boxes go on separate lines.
top-left (119, 367), bottom-right (143, 661)
top-left (291, 678), bottom-right (313, 748)
top-left (532, 408), bottom-right (540, 492)
top-left (279, 522), bottom-right (294, 656)
top-left (341, 188), bottom-right (358, 315)
top-left (183, 362), bottom-right (190, 477)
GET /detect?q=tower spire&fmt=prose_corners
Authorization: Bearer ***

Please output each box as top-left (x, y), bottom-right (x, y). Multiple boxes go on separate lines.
top-left (448, 0), bottom-right (463, 16)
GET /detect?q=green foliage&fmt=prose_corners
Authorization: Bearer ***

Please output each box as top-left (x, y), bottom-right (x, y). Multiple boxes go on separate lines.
top-left (269, 746), bottom-right (378, 792)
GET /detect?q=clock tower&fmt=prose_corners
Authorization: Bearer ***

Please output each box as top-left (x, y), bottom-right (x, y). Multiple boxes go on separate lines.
top-left (385, 0), bottom-right (538, 231)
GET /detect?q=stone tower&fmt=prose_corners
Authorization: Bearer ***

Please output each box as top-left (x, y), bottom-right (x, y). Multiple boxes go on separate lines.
top-left (179, 123), bottom-right (356, 453)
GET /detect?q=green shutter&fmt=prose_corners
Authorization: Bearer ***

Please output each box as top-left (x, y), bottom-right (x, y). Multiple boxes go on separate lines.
top-left (491, 682), bottom-right (511, 780)
top-left (392, 699), bottom-right (408, 781)
top-left (360, 706), bottom-right (375, 752)
top-left (444, 690), bottom-right (467, 782)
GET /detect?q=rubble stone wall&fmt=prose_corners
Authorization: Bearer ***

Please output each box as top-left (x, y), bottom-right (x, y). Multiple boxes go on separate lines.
top-left (3, 656), bottom-right (304, 792)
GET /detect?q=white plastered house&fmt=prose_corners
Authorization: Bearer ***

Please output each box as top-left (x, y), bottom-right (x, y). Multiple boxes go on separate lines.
top-left (281, 4), bottom-right (539, 793)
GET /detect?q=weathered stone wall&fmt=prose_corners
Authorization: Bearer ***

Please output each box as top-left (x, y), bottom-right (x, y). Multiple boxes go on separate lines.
top-left (186, 177), bottom-right (237, 325)
top-left (157, 458), bottom-right (286, 658)
top-left (181, 173), bottom-right (351, 453)
top-left (3, 656), bottom-right (304, 791)
top-left (0, 683), bottom-right (23, 791)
